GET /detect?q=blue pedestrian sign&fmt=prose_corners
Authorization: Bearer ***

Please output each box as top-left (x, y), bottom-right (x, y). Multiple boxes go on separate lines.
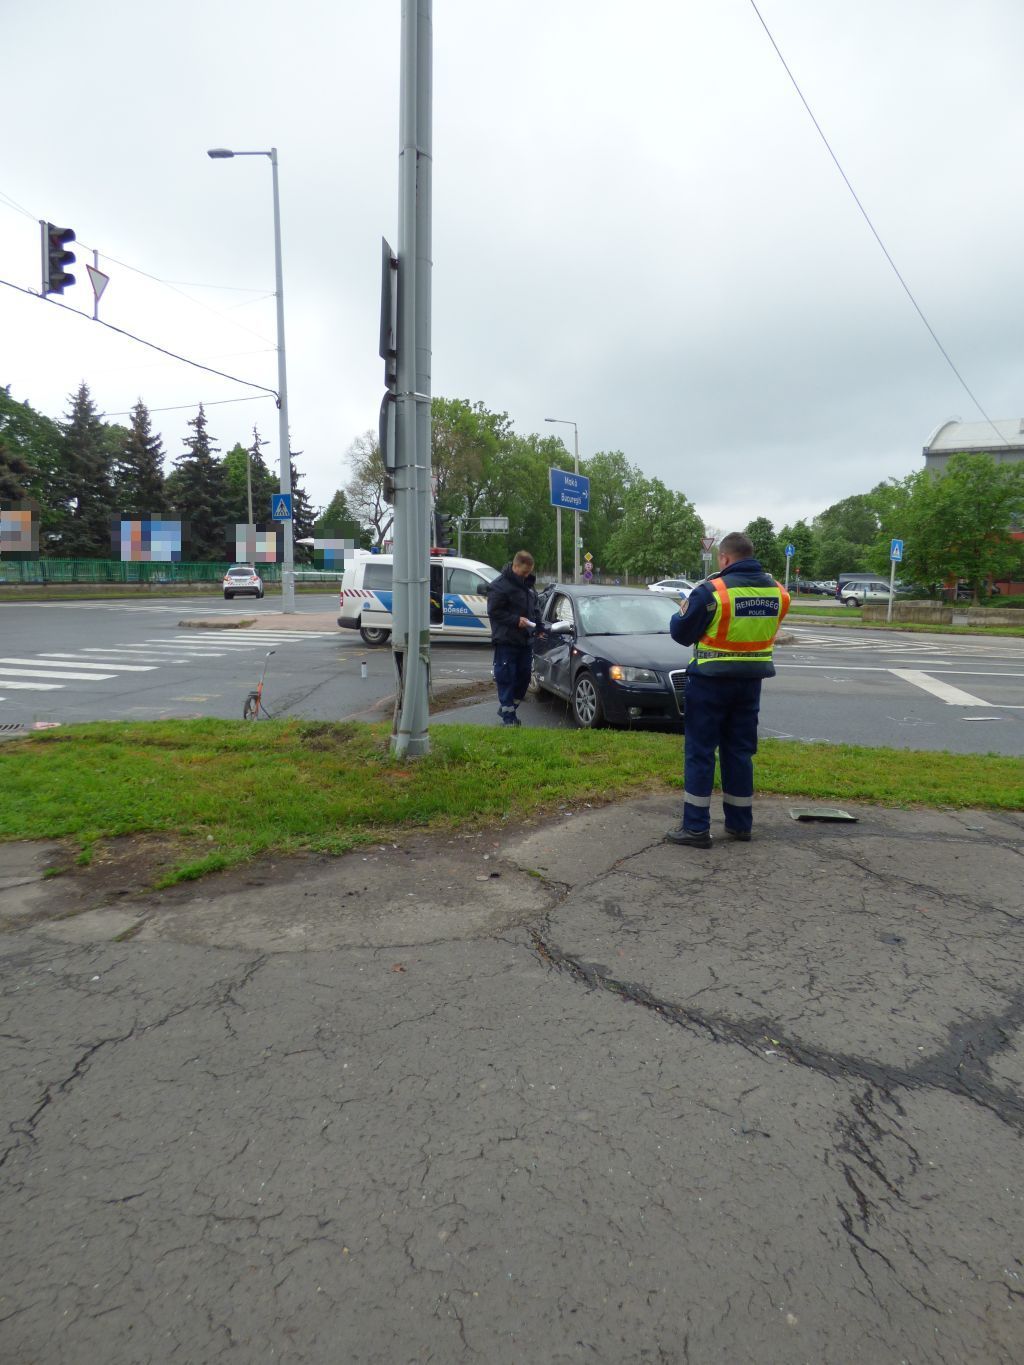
top-left (549, 467), bottom-right (590, 513)
top-left (271, 493), bottom-right (293, 521)
top-left (785, 543), bottom-right (795, 558)
top-left (890, 538), bottom-right (904, 562)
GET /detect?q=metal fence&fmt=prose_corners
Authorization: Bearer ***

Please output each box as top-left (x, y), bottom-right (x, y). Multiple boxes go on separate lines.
top-left (0, 559), bottom-right (283, 585)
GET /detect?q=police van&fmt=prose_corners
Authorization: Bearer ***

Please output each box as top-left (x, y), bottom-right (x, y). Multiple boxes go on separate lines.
top-left (337, 550), bottom-right (501, 645)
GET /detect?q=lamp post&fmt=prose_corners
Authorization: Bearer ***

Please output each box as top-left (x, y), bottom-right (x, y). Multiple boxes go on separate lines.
top-left (207, 146), bottom-right (295, 613)
top-left (545, 416), bottom-right (581, 583)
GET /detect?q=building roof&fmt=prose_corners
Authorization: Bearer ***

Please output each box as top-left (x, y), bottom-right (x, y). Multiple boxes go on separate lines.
top-left (924, 418), bottom-right (1024, 454)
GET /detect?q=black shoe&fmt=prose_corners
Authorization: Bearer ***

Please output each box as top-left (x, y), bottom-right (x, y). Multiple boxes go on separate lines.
top-left (665, 825), bottom-right (712, 848)
top-left (724, 828), bottom-right (751, 842)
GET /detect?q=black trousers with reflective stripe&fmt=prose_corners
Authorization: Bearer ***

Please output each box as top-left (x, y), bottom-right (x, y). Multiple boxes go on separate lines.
top-left (682, 673), bottom-right (762, 834)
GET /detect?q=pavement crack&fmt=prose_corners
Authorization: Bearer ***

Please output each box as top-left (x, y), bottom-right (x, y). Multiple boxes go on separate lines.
top-left (528, 930), bottom-right (1024, 1132)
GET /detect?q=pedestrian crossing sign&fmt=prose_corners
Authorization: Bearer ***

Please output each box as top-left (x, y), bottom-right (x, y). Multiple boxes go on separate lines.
top-left (271, 494), bottom-right (292, 521)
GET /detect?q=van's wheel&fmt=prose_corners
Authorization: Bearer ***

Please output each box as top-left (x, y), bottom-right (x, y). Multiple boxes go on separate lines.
top-left (359, 626), bottom-right (392, 646)
top-left (571, 671), bottom-right (605, 729)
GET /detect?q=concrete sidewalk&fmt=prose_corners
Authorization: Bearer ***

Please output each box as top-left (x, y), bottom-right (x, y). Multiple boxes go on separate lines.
top-left (2, 795), bottom-right (1023, 1363)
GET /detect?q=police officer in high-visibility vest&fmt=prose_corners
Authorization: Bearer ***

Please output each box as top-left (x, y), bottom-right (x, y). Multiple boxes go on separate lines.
top-left (665, 531), bottom-right (789, 848)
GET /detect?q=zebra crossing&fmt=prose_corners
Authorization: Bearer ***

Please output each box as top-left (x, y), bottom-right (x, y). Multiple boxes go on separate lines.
top-left (0, 630), bottom-right (336, 700)
top-left (786, 627), bottom-right (1024, 660)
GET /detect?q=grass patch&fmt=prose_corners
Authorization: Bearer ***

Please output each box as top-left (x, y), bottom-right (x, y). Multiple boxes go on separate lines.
top-left (0, 719), bottom-right (1019, 884)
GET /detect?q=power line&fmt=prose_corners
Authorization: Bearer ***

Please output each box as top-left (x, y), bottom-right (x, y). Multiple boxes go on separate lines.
top-left (0, 190), bottom-right (275, 344)
top-left (747, 0), bottom-right (1010, 448)
top-left (0, 276), bottom-right (280, 401)
top-left (102, 395), bottom-right (273, 418)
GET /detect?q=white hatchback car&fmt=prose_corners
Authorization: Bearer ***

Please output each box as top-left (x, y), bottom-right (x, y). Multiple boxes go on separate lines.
top-left (648, 578), bottom-right (696, 598)
top-left (223, 565), bottom-right (265, 600)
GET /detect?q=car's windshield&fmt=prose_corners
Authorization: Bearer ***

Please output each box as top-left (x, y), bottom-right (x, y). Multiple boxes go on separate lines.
top-left (577, 593), bottom-right (681, 635)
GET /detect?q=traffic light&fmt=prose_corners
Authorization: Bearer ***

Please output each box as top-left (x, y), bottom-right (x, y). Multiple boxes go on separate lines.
top-left (42, 222), bottom-right (76, 296)
top-left (435, 513), bottom-right (455, 550)
top-left (379, 237), bottom-right (398, 503)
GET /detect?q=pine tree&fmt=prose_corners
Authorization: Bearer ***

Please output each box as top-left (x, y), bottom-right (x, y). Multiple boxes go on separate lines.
top-left (58, 382), bottom-right (116, 558)
top-left (0, 388), bottom-right (65, 545)
top-left (222, 426), bottom-right (278, 527)
top-left (113, 400), bottom-right (167, 516)
top-left (0, 432), bottom-right (31, 503)
top-left (165, 405), bottom-right (231, 561)
top-left (288, 451), bottom-right (317, 564)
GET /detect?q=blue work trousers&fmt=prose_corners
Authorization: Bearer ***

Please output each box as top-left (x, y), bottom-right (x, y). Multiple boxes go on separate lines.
top-left (682, 673), bottom-right (762, 835)
top-left (493, 644), bottom-right (532, 722)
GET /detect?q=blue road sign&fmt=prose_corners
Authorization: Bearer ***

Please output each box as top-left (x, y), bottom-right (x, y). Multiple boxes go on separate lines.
top-left (271, 493), bottom-right (293, 521)
top-left (890, 538), bottom-right (904, 562)
top-left (785, 543), bottom-right (795, 557)
top-left (549, 467), bottom-right (590, 513)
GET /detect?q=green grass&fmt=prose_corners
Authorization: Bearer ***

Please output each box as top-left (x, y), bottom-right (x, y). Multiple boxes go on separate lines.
top-left (0, 720), bottom-right (1020, 885)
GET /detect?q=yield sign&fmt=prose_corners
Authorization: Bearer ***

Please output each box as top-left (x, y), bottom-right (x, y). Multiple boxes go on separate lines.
top-left (86, 264), bottom-right (110, 302)
top-left (700, 535), bottom-right (716, 553)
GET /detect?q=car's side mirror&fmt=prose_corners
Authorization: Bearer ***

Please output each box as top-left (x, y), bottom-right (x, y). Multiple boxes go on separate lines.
top-left (547, 620), bottom-right (574, 635)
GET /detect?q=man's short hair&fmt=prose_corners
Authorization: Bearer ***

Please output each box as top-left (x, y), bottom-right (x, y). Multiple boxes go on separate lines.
top-left (719, 532), bottom-right (753, 559)
top-left (512, 550), bottom-right (534, 570)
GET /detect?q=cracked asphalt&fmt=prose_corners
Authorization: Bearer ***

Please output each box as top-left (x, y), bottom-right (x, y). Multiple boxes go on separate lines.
top-left (2, 795), bottom-right (1023, 1364)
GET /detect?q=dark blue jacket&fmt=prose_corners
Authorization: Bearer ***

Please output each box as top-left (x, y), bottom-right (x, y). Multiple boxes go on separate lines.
top-left (670, 557), bottom-right (782, 677)
top-left (487, 564), bottom-right (539, 648)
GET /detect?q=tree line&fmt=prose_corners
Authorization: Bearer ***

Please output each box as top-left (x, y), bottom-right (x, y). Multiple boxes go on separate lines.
top-left (0, 383), bottom-right (345, 562)
top-left (343, 397), bottom-right (1023, 596)
top-left (4, 384), bottom-right (1021, 595)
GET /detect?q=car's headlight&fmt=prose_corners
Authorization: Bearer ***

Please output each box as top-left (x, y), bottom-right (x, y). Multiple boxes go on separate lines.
top-left (609, 665), bottom-right (661, 685)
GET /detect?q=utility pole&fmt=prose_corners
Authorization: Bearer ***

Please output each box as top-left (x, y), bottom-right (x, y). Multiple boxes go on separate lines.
top-left (390, 0), bottom-right (433, 758)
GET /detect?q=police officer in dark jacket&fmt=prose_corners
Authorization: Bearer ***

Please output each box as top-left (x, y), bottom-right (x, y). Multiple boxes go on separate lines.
top-left (486, 550), bottom-right (540, 727)
top-left (665, 531), bottom-right (789, 847)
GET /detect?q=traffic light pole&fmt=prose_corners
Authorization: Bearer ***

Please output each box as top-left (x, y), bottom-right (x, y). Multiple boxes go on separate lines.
top-left (390, 0), bottom-right (433, 759)
top-left (269, 149), bottom-right (296, 614)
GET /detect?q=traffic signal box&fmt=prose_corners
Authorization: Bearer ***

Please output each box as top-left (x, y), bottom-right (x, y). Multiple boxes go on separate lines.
top-left (42, 222), bottom-right (76, 296)
top-left (435, 514), bottom-right (455, 550)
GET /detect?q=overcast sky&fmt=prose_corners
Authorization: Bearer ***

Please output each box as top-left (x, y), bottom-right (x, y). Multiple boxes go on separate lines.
top-left (2, 0), bottom-right (1023, 537)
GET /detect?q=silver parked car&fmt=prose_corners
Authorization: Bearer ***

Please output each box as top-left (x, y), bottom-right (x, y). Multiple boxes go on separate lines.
top-left (647, 577), bottom-right (696, 598)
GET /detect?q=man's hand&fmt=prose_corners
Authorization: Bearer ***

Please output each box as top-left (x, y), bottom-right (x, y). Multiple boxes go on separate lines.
top-left (518, 616), bottom-right (532, 630)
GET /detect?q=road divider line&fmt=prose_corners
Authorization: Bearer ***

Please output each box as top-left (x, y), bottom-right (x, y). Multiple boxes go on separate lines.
top-left (889, 669), bottom-right (993, 707)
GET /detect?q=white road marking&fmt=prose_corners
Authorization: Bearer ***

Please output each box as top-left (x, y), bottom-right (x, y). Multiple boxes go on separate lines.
top-left (0, 679), bottom-right (63, 690)
top-left (10, 656), bottom-right (156, 672)
top-left (888, 669), bottom-right (993, 707)
top-left (0, 667), bottom-right (118, 681)
top-left (779, 664), bottom-right (1024, 677)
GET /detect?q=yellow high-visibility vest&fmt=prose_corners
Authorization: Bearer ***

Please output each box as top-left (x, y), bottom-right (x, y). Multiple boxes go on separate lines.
top-left (693, 577), bottom-right (790, 671)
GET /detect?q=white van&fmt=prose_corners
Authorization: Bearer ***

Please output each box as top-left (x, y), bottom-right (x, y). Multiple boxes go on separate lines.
top-left (337, 551), bottom-right (501, 645)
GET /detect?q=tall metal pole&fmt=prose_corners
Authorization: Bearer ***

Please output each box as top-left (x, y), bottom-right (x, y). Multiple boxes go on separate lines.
top-left (391, 0), bottom-right (432, 758)
top-left (269, 149), bottom-right (296, 613)
top-left (556, 508), bottom-right (562, 582)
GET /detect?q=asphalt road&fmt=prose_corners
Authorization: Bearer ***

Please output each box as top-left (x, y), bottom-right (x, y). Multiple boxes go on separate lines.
top-left (0, 597), bottom-right (1021, 755)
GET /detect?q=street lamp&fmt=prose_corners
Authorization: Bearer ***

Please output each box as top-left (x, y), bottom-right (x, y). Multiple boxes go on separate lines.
top-left (207, 146), bottom-right (295, 613)
top-left (545, 416), bottom-right (581, 584)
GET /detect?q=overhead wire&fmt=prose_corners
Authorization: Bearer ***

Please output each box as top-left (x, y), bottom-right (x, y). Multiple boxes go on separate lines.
top-left (747, 0), bottom-right (1010, 448)
top-left (0, 277), bottom-right (279, 402)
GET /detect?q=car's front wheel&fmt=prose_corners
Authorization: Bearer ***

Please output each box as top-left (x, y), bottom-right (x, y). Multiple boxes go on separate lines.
top-left (571, 671), bottom-right (605, 729)
top-left (224, 591), bottom-right (233, 600)
top-left (359, 625), bottom-right (392, 646)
